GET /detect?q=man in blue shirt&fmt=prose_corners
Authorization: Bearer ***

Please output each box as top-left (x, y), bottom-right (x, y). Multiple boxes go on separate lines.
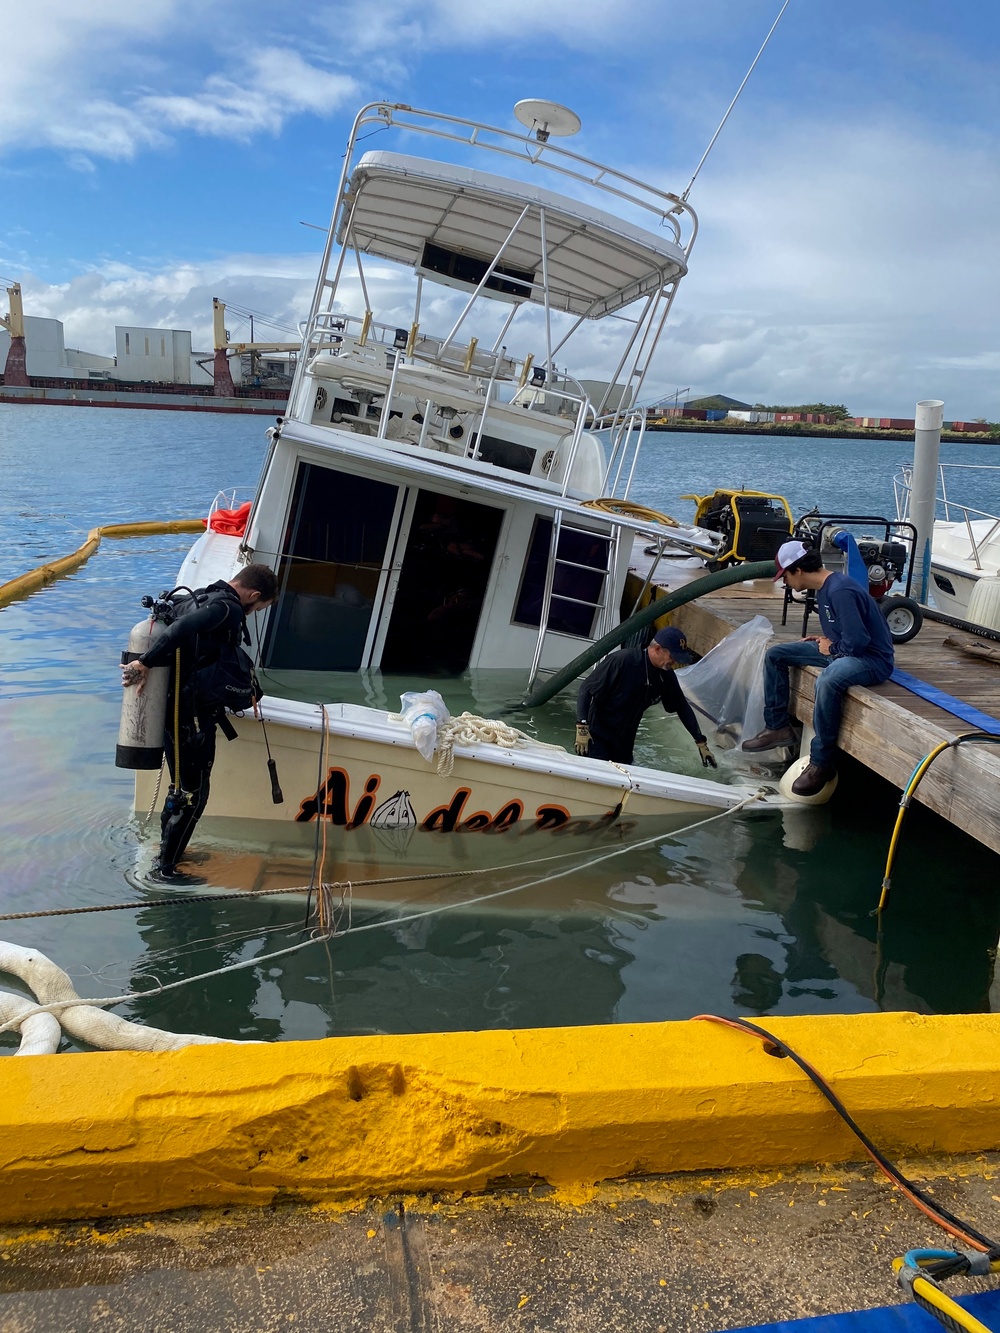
top-left (742, 540), bottom-right (894, 796)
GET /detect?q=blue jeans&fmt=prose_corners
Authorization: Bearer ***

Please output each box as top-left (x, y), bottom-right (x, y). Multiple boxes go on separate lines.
top-left (763, 641), bottom-right (891, 767)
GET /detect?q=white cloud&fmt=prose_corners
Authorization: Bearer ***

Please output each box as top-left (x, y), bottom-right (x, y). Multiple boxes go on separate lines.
top-left (0, 2), bottom-right (358, 160)
top-left (637, 112), bottom-right (1000, 416)
top-left (318, 0), bottom-right (663, 54)
top-left (16, 257), bottom-right (320, 356)
top-left (141, 50), bottom-right (357, 141)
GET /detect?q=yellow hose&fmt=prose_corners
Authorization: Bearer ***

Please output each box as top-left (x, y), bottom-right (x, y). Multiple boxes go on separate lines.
top-left (581, 498), bottom-right (680, 528)
top-left (0, 519), bottom-right (204, 610)
top-left (877, 740), bottom-right (952, 912)
top-left (911, 1274), bottom-right (994, 1333)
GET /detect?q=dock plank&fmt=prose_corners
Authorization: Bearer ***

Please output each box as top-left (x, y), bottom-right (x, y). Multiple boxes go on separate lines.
top-left (673, 583), bottom-right (1000, 856)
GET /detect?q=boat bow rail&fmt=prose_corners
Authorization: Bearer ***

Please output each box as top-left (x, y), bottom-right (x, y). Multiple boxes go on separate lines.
top-left (255, 695), bottom-right (783, 812)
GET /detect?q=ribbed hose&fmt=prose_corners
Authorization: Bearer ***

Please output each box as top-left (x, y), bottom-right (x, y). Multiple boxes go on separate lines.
top-left (521, 559), bottom-right (776, 708)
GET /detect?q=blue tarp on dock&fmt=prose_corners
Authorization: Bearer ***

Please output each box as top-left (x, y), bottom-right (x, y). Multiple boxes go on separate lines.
top-left (738, 1288), bottom-right (1000, 1331)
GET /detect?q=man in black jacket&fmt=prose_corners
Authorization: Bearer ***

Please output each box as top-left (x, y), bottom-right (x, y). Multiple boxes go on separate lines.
top-left (122, 563), bottom-right (278, 884)
top-left (575, 626), bottom-right (716, 769)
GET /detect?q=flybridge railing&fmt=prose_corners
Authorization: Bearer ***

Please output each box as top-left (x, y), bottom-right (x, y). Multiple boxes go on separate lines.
top-left (339, 103), bottom-right (698, 248)
top-left (298, 308), bottom-right (594, 497)
top-left (599, 408), bottom-right (648, 501)
top-left (289, 101), bottom-right (699, 409)
top-left (895, 462), bottom-right (1000, 571)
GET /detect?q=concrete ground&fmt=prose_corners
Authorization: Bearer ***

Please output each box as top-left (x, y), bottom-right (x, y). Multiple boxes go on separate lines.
top-left (2, 1158), bottom-right (1000, 1332)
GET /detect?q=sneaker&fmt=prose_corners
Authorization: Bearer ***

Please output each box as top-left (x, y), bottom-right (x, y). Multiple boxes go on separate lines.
top-left (742, 725), bottom-right (797, 752)
top-left (144, 864), bottom-right (208, 888)
top-left (791, 763), bottom-right (837, 797)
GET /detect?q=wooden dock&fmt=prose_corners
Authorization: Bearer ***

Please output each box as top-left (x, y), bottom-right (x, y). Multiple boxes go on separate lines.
top-left (674, 580), bottom-right (1000, 857)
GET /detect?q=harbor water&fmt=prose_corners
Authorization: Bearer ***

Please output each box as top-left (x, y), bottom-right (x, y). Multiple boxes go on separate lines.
top-left (2, 404), bottom-right (1000, 1050)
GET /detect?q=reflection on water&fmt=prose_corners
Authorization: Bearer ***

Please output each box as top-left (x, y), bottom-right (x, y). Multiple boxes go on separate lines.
top-left (2, 407), bottom-right (1000, 1050)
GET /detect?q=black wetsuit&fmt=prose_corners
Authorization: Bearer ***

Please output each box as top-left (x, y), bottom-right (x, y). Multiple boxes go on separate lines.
top-left (577, 644), bottom-right (706, 765)
top-left (138, 582), bottom-right (248, 871)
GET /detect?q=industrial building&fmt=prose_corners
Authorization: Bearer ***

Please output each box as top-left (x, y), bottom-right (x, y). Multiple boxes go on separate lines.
top-left (0, 314), bottom-right (221, 386)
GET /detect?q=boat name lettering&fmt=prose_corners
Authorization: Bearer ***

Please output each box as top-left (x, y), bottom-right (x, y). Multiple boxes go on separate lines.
top-left (295, 768), bottom-right (602, 833)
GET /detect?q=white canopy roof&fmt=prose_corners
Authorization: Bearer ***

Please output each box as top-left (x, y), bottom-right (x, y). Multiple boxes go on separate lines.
top-left (337, 151), bottom-right (688, 319)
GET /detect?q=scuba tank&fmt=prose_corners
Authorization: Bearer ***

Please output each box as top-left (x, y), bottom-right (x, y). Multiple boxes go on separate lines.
top-left (116, 615), bottom-right (170, 769)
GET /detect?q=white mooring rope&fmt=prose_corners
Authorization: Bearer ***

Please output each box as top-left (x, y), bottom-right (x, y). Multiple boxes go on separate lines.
top-left (0, 790), bottom-right (766, 1044)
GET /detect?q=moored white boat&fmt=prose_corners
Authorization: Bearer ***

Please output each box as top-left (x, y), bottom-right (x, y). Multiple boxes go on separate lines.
top-left (895, 462), bottom-right (1000, 624)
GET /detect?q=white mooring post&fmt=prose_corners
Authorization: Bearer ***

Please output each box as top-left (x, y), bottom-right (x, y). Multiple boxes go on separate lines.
top-left (909, 399), bottom-right (945, 605)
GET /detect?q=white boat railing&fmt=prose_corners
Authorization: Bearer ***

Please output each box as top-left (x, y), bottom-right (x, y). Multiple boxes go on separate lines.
top-left (285, 101), bottom-right (698, 441)
top-left (895, 463), bottom-right (1000, 571)
top-left (600, 408), bottom-right (648, 500)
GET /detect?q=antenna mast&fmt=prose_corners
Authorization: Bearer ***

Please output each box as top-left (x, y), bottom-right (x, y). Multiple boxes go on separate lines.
top-left (680, 0), bottom-right (793, 203)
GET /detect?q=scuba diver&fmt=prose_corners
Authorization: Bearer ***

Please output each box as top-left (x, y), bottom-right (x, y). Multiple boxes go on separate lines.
top-left (121, 563), bottom-right (279, 884)
top-left (575, 626), bottom-right (716, 769)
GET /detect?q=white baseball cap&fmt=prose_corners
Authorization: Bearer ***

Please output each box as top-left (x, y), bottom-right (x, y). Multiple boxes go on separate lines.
top-left (773, 539), bottom-right (810, 581)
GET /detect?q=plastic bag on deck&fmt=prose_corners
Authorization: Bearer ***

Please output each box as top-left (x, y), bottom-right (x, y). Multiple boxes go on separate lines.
top-left (398, 690), bottom-right (451, 762)
top-left (676, 615), bottom-right (774, 747)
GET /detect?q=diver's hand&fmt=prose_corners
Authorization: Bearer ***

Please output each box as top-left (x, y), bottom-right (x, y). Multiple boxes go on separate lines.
top-left (697, 741), bottom-right (717, 769)
top-left (574, 723), bottom-right (592, 756)
top-left (122, 661), bottom-right (149, 695)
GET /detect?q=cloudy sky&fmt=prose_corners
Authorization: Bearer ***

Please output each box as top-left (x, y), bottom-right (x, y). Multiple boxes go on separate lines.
top-left (1, 0), bottom-right (997, 416)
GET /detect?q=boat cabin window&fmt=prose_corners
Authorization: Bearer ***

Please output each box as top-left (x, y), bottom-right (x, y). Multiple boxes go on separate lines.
top-left (381, 489), bottom-right (504, 674)
top-left (513, 517), bottom-right (610, 639)
top-left (473, 434), bottom-right (535, 475)
top-left (264, 463), bottom-right (398, 671)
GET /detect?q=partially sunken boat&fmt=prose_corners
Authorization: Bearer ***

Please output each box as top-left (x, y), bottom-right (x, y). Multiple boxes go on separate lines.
top-left (135, 99), bottom-right (785, 872)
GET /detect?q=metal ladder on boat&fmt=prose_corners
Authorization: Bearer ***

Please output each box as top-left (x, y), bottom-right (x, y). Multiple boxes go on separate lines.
top-left (526, 512), bottom-right (621, 692)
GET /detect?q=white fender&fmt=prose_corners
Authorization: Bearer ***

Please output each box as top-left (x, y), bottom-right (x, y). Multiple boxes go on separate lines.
top-left (116, 616), bottom-right (170, 769)
top-left (0, 942), bottom-right (237, 1051)
top-left (0, 988), bottom-right (62, 1055)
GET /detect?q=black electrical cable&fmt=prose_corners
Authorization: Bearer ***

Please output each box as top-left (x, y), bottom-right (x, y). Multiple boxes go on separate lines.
top-left (696, 1013), bottom-right (1000, 1254)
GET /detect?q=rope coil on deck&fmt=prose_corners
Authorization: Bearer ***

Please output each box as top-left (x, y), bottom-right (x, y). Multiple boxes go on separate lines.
top-left (432, 712), bottom-right (565, 776)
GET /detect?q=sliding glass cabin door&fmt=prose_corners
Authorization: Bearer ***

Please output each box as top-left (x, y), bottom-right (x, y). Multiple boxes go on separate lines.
top-left (264, 463), bottom-right (403, 671)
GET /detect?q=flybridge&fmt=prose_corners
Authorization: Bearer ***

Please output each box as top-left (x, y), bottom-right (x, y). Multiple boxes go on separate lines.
top-left (287, 101), bottom-right (699, 429)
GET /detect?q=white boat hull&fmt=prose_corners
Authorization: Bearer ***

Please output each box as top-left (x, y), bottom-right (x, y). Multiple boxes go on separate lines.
top-left (930, 518), bottom-right (1000, 619)
top-left (134, 698), bottom-right (782, 882)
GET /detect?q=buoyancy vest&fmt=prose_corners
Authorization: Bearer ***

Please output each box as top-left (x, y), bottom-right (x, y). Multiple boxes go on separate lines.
top-left (151, 583), bottom-right (258, 715)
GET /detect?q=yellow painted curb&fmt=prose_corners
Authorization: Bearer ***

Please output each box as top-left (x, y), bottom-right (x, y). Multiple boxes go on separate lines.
top-left (0, 520), bottom-right (205, 610)
top-left (2, 1011), bottom-right (1000, 1224)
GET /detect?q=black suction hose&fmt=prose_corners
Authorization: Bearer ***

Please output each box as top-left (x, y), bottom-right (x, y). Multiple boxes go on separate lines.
top-left (521, 559), bottom-right (777, 709)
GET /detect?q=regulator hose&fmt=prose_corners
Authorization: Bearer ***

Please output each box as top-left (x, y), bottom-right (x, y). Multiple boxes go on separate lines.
top-left (521, 558), bottom-right (776, 708)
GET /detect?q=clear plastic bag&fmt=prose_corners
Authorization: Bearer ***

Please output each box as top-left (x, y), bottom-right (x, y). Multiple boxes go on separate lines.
top-left (398, 690), bottom-right (451, 762)
top-left (676, 615), bottom-right (774, 746)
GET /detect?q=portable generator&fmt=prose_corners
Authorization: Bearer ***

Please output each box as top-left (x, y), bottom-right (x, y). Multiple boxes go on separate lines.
top-left (683, 488), bottom-right (794, 568)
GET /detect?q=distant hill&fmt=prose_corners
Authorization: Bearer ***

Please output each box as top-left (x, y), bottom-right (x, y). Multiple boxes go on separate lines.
top-left (683, 394), bottom-right (752, 411)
